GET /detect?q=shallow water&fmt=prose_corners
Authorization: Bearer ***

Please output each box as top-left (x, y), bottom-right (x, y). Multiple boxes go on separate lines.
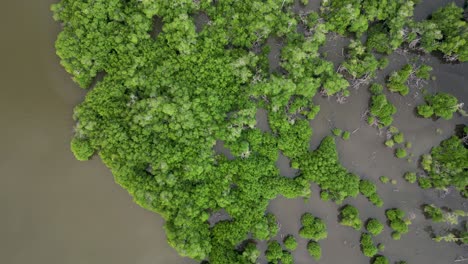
top-left (0, 1), bottom-right (467, 264)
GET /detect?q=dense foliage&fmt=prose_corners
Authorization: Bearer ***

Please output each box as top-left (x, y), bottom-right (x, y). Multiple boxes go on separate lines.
top-left (421, 135), bottom-right (468, 197)
top-left (299, 213), bottom-right (328, 240)
top-left (403, 172), bottom-right (417, 184)
top-left (387, 65), bottom-right (413, 96)
top-left (265, 241), bottom-right (283, 263)
top-left (52, 0), bottom-right (468, 262)
top-left (395, 148), bottom-right (407, 159)
top-left (361, 233), bottom-right (378, 257)
top-left (283, 235), bottom-right (297, 251)
top-left (417, 93), bottom-right (460, 120)
top-left (372, 255), bottom-right (390, 264)
top-left (409, 3), bottom-right (468, 62)
top-left (366, 218), bottom-right (384, 236)
top-left (307, 240), bottom-right (322, 261)
top-left (423, 204), bottom-right (468, 245)
top-left (368, 84), bottom-right (396, 128)
top-left (339, 205), bottom-right (362, 230)
top-left (360, 180), bottom-right (383, 207)
top-left (386, 209), bottom-right (411, 240)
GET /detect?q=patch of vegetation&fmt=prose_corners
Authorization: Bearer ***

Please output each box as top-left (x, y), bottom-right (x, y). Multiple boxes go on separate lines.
top-left (421, 134), bottom-right (468, 197)
top-left (368, 84), bottom-right (397, 128)
top-left (366, 218), bottom-right (384, 236)
top-left (417, 93), bottom-right (461, 120)
top-left (300, 136), bottom-right (361, 203)
top-left (299, 213), bottom-right (328, 240)
top-left (341, 40), bottom-right (384, 79)
top-left (283, 235), bottom-right (297, 251)
top-left (333, 128), bottom-right (343, 137)
top-left (380, 176), bottom-right (390, 184)
top-left (393, 133), bottom-right (404, 144)
top-left (360, 180), bottom-right (383, 207)
top-left (342, 131), bottom-right (351, 140)
top-left (395, 148), bottom-right (407, 159)
top-left (265, 241), bottom-right (283, 263)
top-left (387, 64), bottom-right (413, 96)
top-left (385, 140), bottom-right (395, 148)
top-left (361, 233), bottom-right (378, 257)
top-left (409, 3), bottom-right (468, 62)
top-left (415, 64), bottom-right (433, 80)
top-left (372, 255), bottom-right (389, 264)
top-left (386, 209), bottom-right (411, 240)
top-left (339, 205), bottom-right (362, 230)
top-left (307, 241), bottom-right (322, 261)
top-left (403, 172), bottom-right (417, 184)
top-left (424, 205), bottom-right (468, 245)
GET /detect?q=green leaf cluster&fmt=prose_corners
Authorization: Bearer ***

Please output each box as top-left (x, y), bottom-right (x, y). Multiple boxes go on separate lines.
top-left (368, 84), bottom-right (396, 128)
top-left (283, 235), bottom-right (297, 251)
top-left (360, 233), bottom-right (378, 257)
top-left (366, 218), bottom-right (384, 236)
top-left (372, 255), bottom-right (390, 264)
top-left (403, 172), bottom-right (417, 184)
top-left (410, 3), bottom-right (468, 62)
top-left (339, 205), bottom-right (362, 230)
top-left (387, 64), bottom-right (413, 96)
top-left (421, 136), bottom-right (468, 196)
top-left (307, 241), bottom-right (322, 261)
top-left (417, 93), bottom-right (459, 120)
top-left (386, 209), bottom-right (411, 240)
top-left (300, 137), bottom-right (361, 203)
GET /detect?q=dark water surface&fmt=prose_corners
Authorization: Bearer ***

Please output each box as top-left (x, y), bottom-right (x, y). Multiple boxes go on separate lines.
top-left (0, 1), bottom-right (467, 264)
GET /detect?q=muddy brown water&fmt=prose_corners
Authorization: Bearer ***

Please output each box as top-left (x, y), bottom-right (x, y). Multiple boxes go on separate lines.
top-left (1, 1), bottom-right (467, 264)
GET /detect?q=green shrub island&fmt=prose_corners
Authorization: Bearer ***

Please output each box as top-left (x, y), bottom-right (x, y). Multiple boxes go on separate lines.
top-left (51, 0), bottom-right (468, 262)
top-left (265, 241), bottom-right (283, 263)
top-left (361, 233), bottom-right (378, 257)
top-left (339, 205), bottom-right (362, 230)
top-left (386, 209), bottom-right (411, 240)
top-left (307, 241), bottom-right (322, 261)
top-left (380, 176), bottom-right (390, 184)
top-left (283, 235), bottom-right (298, 251)
top-left (342, 131), bottom-right (351, 140)
top-left (368, 84), bottom-right (397, 128)
top-left (387, 65), bottom-right (413, 96)
top-left (366, 218), bottom-right (384, 236)
top-left (420, 133), bottom-right (468, 197)
top-left (403, 172), bottom-right (417, 184)
top-left (372, 255), bottom-right (390, 264)
top-left (393, 133), bottom-right (404, 144)
top-left (395, 148), bottom-right (407, 159)
top-left (360, 180), bottom-right (383, 207)
top-left (299, 213), bottom-right (328, 240)
top-left (417, 93), bottom-right (461, 120)
top-left (280, 251), bottom-right (294, 264)
top-left (333, 128), bottom-right (343, 137)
